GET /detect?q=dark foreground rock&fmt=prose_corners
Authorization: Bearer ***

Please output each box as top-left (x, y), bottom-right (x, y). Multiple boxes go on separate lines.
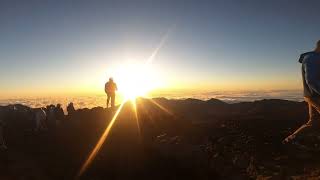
top-left (0, 98), bottom-right (319, 179)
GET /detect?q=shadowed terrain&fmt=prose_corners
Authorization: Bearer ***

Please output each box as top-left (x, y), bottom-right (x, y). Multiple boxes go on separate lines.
top-left (1, 98), bottom-right (320, 179)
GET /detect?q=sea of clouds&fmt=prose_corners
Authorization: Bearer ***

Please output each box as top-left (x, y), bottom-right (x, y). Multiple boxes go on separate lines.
top-left (0, 90), bottom-right (303, 110)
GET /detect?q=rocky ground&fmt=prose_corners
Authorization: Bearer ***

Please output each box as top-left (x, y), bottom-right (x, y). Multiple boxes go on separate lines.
top-left (1, 98), bottom-right (320, 179)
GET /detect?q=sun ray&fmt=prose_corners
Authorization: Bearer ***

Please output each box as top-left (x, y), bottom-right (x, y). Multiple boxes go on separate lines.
top-left (148, 99), bottom-right (173, 116)
top-left (145, 25), bottom-right (175, 65)
top-left (131, 99), bottom-right (141, 137)
top-left (77, 102), bottom-right (126, 178)
top-left (136, 98), bottom-right (156, 125)
top-left (77, 25), bottom-right (176, 179)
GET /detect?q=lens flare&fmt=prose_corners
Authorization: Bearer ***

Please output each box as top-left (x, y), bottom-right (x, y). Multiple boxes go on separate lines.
top-left (148, 99), bottom-right (173, 115)
top-left (77, 26), bottom-right (175, 178)
top-left (77, 102), bottom-right (125, 178)
top-left (131, 99), bottom-right (141, 136)
top-left (146, 25), bottom-right (175, 65)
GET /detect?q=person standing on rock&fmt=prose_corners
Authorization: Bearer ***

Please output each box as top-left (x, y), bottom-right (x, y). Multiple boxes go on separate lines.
top-left (105, 77), bottom-right (118, 108)
top-left (283, 40), bottom-right (320, 144)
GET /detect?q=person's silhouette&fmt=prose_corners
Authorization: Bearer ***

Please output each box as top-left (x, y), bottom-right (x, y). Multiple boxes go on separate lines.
top-left (67, 102), bottom-right (75, 116)
top-left (283, 40), bottom-right (320, 144)
top-left (105, 77), bottom-right (118, 108)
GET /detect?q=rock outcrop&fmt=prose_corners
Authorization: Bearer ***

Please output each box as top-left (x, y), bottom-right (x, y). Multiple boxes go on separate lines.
top-left (1, 98), bottom-right (319, 179)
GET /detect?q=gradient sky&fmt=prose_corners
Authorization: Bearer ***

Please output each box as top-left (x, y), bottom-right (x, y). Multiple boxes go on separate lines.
top-left (1, 0), bottom-right (320, 98)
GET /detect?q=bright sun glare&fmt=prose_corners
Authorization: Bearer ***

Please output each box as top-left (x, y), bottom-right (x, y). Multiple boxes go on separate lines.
top-left (79, 62), bottom-right (163, 178)
top-left (112, 63), bottom-right (160, 100)
top-left (79, 29), bottom-right (171, 177)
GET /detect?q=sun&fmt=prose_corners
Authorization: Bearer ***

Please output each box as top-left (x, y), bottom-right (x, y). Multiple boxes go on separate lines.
top-left (111, 63), bottom-right (160, 101)
top-left (79, 63), bottom-right (164, 177)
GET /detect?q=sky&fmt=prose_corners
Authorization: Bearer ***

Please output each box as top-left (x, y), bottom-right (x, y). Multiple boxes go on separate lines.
top-left (0, 0), bottom-right (320, 98)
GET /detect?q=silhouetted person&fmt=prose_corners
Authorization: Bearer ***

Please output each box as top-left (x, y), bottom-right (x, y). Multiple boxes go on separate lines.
top-left (67, 102), bottom-right (75, 116)
top-left (33, 108), bottom-right (47, 132)
top-left (55, 104), bottom-right (65, 123)
top-left (46, 105), bottom-right (56, 129)
top-left (105, 77), bottom-right (118, 108)
top-left (283, 40), bottom-right (320, 144)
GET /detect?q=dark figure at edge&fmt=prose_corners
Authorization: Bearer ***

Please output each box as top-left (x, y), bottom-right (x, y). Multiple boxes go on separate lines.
top-left (283, 40), bottom-right (320, 144)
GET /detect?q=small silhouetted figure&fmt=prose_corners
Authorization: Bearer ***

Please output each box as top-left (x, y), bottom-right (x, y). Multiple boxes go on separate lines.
top-left (105, 77), bottom-right (118, 108)
top-left (283, 40), bottom-right (320, 144)
top-left (33, 108), bottom-right (47, 132)
top-left (46, 105), bottom-right (56, 129)
top-left (67, 103), bottom-right (75, 116)
top-left (55, 104), bottom-right (65, 122)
